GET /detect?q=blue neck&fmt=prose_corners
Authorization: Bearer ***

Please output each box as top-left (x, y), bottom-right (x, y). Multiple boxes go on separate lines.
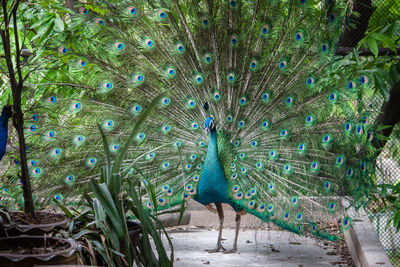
top-left (205, 129), bottom-right (218, 162)
top-left (0, 113), bottom-right (10, 132)
top-left (0, 114), bottom-right (10, 160)
top-left (195, 128), bottom-right (229, 205)
top-left (196, 127), bottom-right (242, 211)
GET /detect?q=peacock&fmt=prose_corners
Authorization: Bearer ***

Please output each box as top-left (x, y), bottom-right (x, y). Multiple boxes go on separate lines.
top-left (0, 105), bottom-right (12, 162)
top-left (0, 0), bottom-right (377, 252)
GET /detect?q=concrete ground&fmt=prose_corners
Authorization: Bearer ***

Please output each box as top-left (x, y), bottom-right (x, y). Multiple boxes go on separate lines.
top-left (165, 227), bottom-right (353, 267)
top-left (159, 202), bottom-right (354, 266)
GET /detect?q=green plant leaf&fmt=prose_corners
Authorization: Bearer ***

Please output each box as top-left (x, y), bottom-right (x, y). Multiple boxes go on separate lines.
top-left (371, 33), bottom-right (396, 52)
top-left (54, 199), bottom-right (73, 218)
top-left (90, 180), bottom-right (124, 238)
top-left (97, 123), bottom-right (111, 185)
top-left (367, 37), bottom-right (378, 58)
top-left (54, 16), bottom-right (65, 32)
top-left (93, 198), bottom-right (106, 223)
top-left (72, 229), bottom-right (97, 239)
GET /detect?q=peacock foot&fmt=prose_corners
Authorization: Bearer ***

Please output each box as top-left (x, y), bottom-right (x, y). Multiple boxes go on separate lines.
top-left (206, 245), bottom-right (226, 253)
top-left (223, 248), bottom-right (238, 254)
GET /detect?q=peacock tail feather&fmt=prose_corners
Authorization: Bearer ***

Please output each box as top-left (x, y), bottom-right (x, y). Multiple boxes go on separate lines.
top-left (0, 0), bottom-right (377, 240)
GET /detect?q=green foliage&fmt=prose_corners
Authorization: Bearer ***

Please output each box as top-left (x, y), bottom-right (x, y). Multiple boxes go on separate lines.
top-left (369, 0), bottom-right (400, 40)
top-left (0, 0), bottom-right (72, 106)
top-left (376, 181), bottom-right (400, 232)
top-left (341, 26), bottom-right (400, 101)
top-left (56, 94), bottom-right (173, 266)
top-left (357, 23), bottom-right (398, 58)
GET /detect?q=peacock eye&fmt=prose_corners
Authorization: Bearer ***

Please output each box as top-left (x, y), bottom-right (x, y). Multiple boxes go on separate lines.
top-left (187, 99), bottom-right (196, 108)
top-left (321, 42), bottom-right (330, 53)
top-left (201, 16), bottom-right (209, 26)
top-left (95, 18), bottom-right (105, 26)
top-left (307, 76), bottom-right (315, 85)
top-left (279, 59), bottom-right (288, 70)
top-left (329, 91), bottom-right (338, 103)
top-left (114, 42), bottom-right (125, 51)
top-left (79, 7), bottom-right (88, 15)
top-left (158, 10), bottom-right (167, 19)
top-left (191, 122), bottom-right (199, 130)
top-left (166, 67), bottom-right (176, 77)
top-left (231, 34), bottom-right (238, 46)
top-left (58, 46), bottom-right (69, 54)
top-left (294, 31), bottom-right (304, 42)
top-left (249, 59), bottom-right (258, 70)
top-left (78, 59), bottom-right (87, 67)
top-left (329, 12), bottom-right (337, 23)
top-left (133, 73), bottom-right (145, 85)
top-left (161, 97), bottom-right (171, 107)
top-left (239, 97), bottom-right (247, 106)
top-left (260, 23), bottom-right (270, 37)
top-left (47, 96), bottom-right (57, 104)
top-left (176, 43), bottom-right (185, 54)
top-left (347, 81), bottom-right (356, 90)
top-left (214, 91), bottom-right (221, 101)
top-left (203, 53), bottom-right (213, 64)
top-left (227, 72), bottom-right (235, 83)
top-left (129, 7), bottom-right (137, 15)
top-left (144, 38), bottom-right (155, 48)
top-left (360, 75), bottom-right (369, 85)
top-left (194, 74), bottom-right (203, 84)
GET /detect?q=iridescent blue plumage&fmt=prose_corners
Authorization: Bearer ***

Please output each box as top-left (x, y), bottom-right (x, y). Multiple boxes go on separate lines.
top-left (195, 117), bottom-right (241, 252)
top-left (0, 106), bottom-right (12, 161)
top-left (196, 118), bottom-right (234, 207)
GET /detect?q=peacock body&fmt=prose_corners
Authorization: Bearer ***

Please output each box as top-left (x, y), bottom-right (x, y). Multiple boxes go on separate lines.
top-left (0, 106), bottom-right (12, 162)
top-left (196, 118), bottom-right (235, 208)
top-left (1, 0), bottom-right (377, 248)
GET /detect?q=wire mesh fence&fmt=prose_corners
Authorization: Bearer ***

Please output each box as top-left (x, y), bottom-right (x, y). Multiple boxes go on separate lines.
top-left (365, 100), bottom-right (400, 266)
top-left (351, 0), bottom-right (400, 265)
top-left (339, 0), bottom-right (400, 48)
top-left (369, 0), bottom-right (400, 39)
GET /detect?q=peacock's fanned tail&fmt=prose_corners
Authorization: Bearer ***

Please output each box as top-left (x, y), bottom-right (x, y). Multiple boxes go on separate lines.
top-left (1, 0), bottom-right (377, 240)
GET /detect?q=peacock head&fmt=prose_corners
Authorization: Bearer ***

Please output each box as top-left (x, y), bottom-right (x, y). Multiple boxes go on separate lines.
top-left (204, 117), bottom-right (216, 134)
top-left (1, 105), bottom-right (12, 119)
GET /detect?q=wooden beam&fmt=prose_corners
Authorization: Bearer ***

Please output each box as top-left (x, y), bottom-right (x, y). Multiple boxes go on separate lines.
top-left (337, 47), bottom-right (400, 56)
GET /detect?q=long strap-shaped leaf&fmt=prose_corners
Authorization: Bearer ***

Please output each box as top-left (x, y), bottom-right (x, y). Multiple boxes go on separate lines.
top-left (90, 181), bottom-right (125, 239)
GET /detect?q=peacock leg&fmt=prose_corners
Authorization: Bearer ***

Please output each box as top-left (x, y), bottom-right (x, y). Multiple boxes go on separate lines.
top-left (224, 213), bottom-right (241, 254)
top-left (206, 203), bottom-right (226, 253)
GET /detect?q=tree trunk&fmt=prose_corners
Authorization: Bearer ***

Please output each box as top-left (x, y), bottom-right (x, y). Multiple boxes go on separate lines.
top-left (0, 0), bottom-right (35, 218)
top-left (339, 0), bottom-right (376, 48)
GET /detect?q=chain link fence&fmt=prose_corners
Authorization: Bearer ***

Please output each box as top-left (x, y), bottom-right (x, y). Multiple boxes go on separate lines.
top-left (369, 0), bottom-right (400, 39)
top-left (365, 96), bottom-right (400, 266)
top-left (351, 1), bottom-right (400, 265)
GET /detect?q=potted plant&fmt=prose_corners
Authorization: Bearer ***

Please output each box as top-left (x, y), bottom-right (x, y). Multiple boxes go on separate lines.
top-left (53, 94), bottom-right (174, 266)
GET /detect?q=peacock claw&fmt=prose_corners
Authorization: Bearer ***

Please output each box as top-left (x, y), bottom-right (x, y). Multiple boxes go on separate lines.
top-left (223, 249), bottom-right (238, 254)
top-left (206, 246), bottom-right (226, 253)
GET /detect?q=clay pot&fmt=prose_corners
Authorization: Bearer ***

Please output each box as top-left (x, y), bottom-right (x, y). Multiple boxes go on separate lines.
top-left (0, 235), bottom-right (79, 267)
top-left (0, 212), bottom-right (69, 237)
